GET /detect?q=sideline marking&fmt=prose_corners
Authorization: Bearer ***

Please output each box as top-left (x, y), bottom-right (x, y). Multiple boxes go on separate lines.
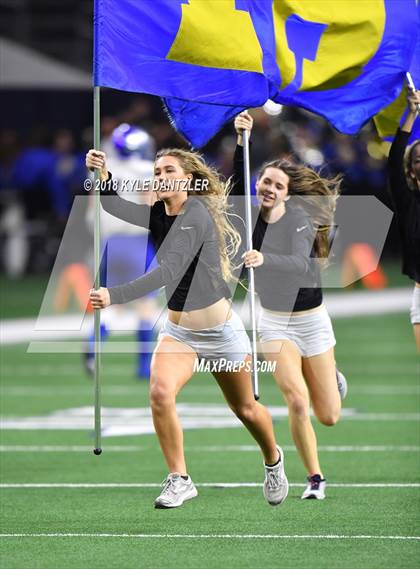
top-left (0, 533), bottom-right (419, 541)
top-left (1, 483), bottom-right (419, 489)
top-left (1, 405), bottom-right (419, 439)
top-left (0, 445), bottom-right (419, 453)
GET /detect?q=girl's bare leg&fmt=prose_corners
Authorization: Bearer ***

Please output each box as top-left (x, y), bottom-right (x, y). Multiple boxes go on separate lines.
top-left (302, 347), bottom-right (341, 427)
top-left (149, 336), bottom-right (197, 474)
top-left (262, 340), bottom-right (322, 476)
top-left (213, 356), bottom-right (279, 465)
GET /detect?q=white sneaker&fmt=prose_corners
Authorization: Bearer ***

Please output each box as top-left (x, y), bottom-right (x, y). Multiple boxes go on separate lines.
top-left (263, 447), bottom-right (289, 506)
top-left (336, 369), bottom-right (348, 400)
top-left (301, 474), bottom-right (326, 500)
top-left (154, 473), bottom-right (198, 509)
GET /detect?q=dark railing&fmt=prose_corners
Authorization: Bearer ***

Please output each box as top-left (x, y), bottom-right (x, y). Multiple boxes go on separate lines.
top-left (0, 0), bottom-right (93, 70)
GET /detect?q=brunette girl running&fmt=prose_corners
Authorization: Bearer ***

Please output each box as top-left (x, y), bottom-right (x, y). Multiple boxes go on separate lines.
top-left (231, 112), bottom-right (347, 500)
top-left (388, 87), bottom-right (420, 352)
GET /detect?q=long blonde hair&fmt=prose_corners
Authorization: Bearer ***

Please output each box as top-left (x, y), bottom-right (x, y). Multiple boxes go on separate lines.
top-left (258, 159), bottom-right (341, 264)
top-left (155, 148), bottom-right (241, 281)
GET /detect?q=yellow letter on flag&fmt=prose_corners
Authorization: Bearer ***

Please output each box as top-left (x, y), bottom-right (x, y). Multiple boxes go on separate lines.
top-left (273, 0), bottom-right (385, 90)
top-left (167, 0), bottom-right (263, 73)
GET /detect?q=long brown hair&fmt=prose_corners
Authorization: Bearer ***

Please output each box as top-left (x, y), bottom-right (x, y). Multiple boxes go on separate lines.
top-left (405, 140), bottom-right (420, 191)
top-left (258, 159), bottom-right (342, 264)
top-left (155, 148), bottom-right (241, 281)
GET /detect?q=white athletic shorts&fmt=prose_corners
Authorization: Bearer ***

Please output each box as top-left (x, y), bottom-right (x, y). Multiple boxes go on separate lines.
top-left (159, 310), bottom-right (251, 366)
top-left (257, 304), bottom-right (336, 358)
top-left (410, 285), bottom-right (420, 324)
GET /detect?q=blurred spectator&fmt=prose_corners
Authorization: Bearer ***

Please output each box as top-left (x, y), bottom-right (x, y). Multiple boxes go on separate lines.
top-left (0, 129), bottom-right (25, 277)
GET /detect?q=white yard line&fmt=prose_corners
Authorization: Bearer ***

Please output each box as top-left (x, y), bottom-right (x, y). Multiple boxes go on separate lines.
top-left (338, 413), bottom-right (420, 421)
top-left (1, 483), bottom-right (419, 489)
top-left (1, 412), bottom-right (418, 431)
top-left (0, 408), bottom-right (418, 437)
top-left (0, 533), bottom-right (419, 541)
top-left (0, 445), bottom-right (418, 453)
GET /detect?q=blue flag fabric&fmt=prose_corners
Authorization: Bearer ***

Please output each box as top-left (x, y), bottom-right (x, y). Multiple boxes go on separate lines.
top-left (374, 1), bottom-right (420, 143)
top-left (94, 0), bottom-right (419, 147)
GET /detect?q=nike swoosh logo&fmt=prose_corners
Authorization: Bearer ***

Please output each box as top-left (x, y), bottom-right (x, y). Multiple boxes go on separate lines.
top-left (181, 226), bottom-right (194, 230)
top-left (296, 225), bottom-right (308, 232)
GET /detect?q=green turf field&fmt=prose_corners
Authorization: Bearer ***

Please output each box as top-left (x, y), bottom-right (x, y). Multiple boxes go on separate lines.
top-left (0, 312), bottom-right (419, 569)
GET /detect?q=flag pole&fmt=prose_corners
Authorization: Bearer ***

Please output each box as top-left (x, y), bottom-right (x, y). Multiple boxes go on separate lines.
top-left (242, 127), bottom-right (259, 400)
top-left (406, 72), bottom-right (420, 113)
top-left (93, 85), bottom-right (102, 455)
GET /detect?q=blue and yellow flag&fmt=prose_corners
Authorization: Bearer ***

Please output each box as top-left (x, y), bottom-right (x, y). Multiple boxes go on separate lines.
top-left (374, 1), bottom-right (420, 143)
top-left (94, 0), bottom-right (418, 147)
